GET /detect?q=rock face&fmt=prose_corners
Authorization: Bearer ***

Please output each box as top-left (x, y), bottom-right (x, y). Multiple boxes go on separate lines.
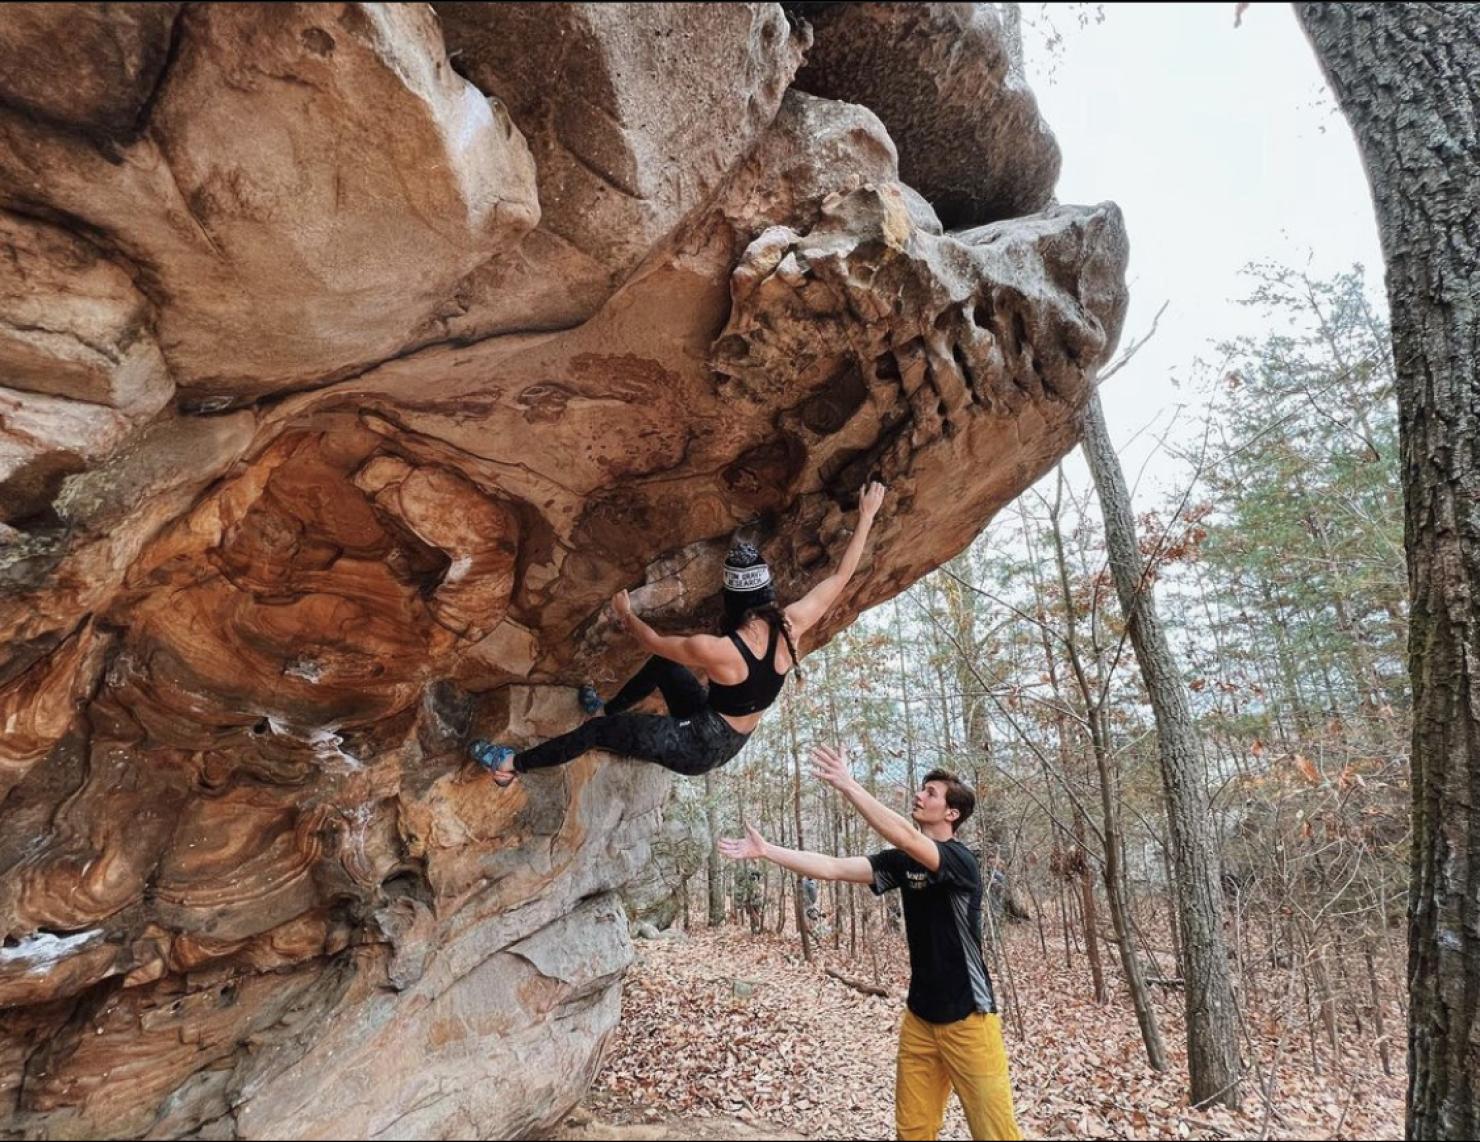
top-left (0, 4), bottom-right (1126, 1139)
top-left (622, 782), bottom-right (711, 931)
top-left (790, 3), bottom-right (1061, 229)
top-left (0, 3), bottom-right (181, 141)
top-left (433, 1), bottom-right (808, 339)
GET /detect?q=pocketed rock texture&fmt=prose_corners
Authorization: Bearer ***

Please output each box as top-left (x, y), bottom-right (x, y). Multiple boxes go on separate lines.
top-left (0, 4), bottom-right (1127, 1138)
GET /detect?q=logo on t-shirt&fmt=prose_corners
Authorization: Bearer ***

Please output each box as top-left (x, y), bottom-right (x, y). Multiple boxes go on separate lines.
top-left (905, 870), bottom-right (928, 890)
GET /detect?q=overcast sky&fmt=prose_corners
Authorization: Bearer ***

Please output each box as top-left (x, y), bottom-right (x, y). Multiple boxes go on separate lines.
top-left (1018, 1), bottom-right (1386, 499)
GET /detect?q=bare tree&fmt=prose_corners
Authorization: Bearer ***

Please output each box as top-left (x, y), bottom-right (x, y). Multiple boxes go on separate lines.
top-left (1081, 386), bottom-right (1243, 1108)
top-left (1047, 473), bottom-right (1168, 1072)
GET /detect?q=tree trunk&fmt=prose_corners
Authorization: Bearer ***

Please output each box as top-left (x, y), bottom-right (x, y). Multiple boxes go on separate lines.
top-left (1366, 935), bottom-right (1395, 1079)
top-left (1081, 389), bottom-right (1243, 1108)
top-left (1088, 705), bottom-right (1168, 1073)
top-left (824, 644), bottom-right (847, 951)
top-left (945, 565), bottom-right (990, 759)
top-left (705, 771), bottom-right (725, 927)
top-left (1035, 568), bottom-right (1108, 1005)
top-left (894, 599), bottom-right (918, 795)
top-left (1295, 5), bottom-right (1480, 1137)
top-left (785, 699), bottom-right (814, 962)
top-left (1022, 499), bottom-right (1107, 1001)
top-left (1047, 482), bottom-right (1167, 1071)
top-left (1074, 808), bottom-right (1107, 1005)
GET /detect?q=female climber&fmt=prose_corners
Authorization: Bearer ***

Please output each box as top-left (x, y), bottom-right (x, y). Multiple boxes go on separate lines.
top-left (469, 481), bottom-right (887, 785)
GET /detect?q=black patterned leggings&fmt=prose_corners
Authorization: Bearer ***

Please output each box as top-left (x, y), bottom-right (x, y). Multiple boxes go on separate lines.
top-left (514, 657), bottom-right (750, 778)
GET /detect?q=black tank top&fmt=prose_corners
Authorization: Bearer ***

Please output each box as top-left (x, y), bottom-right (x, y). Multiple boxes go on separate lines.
top-left (707, 622), bottom-right (788, 717)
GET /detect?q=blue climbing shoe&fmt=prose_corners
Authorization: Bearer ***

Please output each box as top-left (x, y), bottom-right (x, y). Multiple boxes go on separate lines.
top-left (469, 740), bottom-right (518, 786)
top-left (578, 683), bottom-right (604, 716)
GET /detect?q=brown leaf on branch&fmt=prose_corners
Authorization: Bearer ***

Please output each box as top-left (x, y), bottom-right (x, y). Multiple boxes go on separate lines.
top-left (1294, 753), bottom-right (1321, 785)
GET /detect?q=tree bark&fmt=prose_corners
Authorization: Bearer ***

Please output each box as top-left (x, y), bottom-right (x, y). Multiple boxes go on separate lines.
top-left (1027, 537), bottom-right (1109, 1004)
top-left (705, 771), bottom-right (725, 927)
top-left (894, 598), bottom-right (918, 795)
top-left (785, 698), bottom-right (813, 961)
top-left (1080, 389), bottom-right (1243, 1107)
top-left (1048, 483), bottom-right (1168, 1071)
top-left (1073, 808), bottom-right (1107, 1005)
top-left (823, 645), bottom-right (847, 951)
top-left (1295, 5), bottom-right (1480, 1137)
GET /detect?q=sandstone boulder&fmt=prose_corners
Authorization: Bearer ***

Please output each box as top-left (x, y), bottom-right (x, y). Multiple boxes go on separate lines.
top-left (0, 6), bottom-right (1126, 1138)
top-left (622, 781), bottom-right (711, 930)
top-left (1, 211), bottom-right (172, 526)
top-left (0, 3), bottom-right (540, 401)
top-left (433, 2), bottom-right (809, 338)
top-left (0, 3), bottom-right (181, 141)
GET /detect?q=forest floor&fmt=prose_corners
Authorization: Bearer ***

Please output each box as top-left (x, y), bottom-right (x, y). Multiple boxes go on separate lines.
top-left (542, 922), bottom-right (1404, 1141)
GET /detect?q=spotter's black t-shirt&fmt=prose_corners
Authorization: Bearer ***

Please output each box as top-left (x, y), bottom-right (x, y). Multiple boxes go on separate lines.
top-left (868, 839), bottom-right (997, 1024)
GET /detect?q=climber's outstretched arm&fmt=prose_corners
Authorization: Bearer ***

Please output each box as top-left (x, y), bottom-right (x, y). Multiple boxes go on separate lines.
top-left (612, 589), bottom-right (734, 673)
top-left (784, 481), bottom-right (886, 638)
top-left (811, 743), bottom-right (941, 872)
top-left (718, 823), bottom-right (875, 884)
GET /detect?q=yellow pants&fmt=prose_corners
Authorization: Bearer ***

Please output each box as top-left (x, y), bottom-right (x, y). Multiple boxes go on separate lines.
top-left (895, 1009), bottom-right (1022, 1141)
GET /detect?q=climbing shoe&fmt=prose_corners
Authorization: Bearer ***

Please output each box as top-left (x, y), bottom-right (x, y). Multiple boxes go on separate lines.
top-left (469, 740), bottom-right (518, 786)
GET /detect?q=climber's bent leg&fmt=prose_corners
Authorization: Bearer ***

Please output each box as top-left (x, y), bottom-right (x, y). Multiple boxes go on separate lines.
top-left (602, 657), bottom-right (708, 718)
top-left (514, 708), bottom-right (747, 776)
